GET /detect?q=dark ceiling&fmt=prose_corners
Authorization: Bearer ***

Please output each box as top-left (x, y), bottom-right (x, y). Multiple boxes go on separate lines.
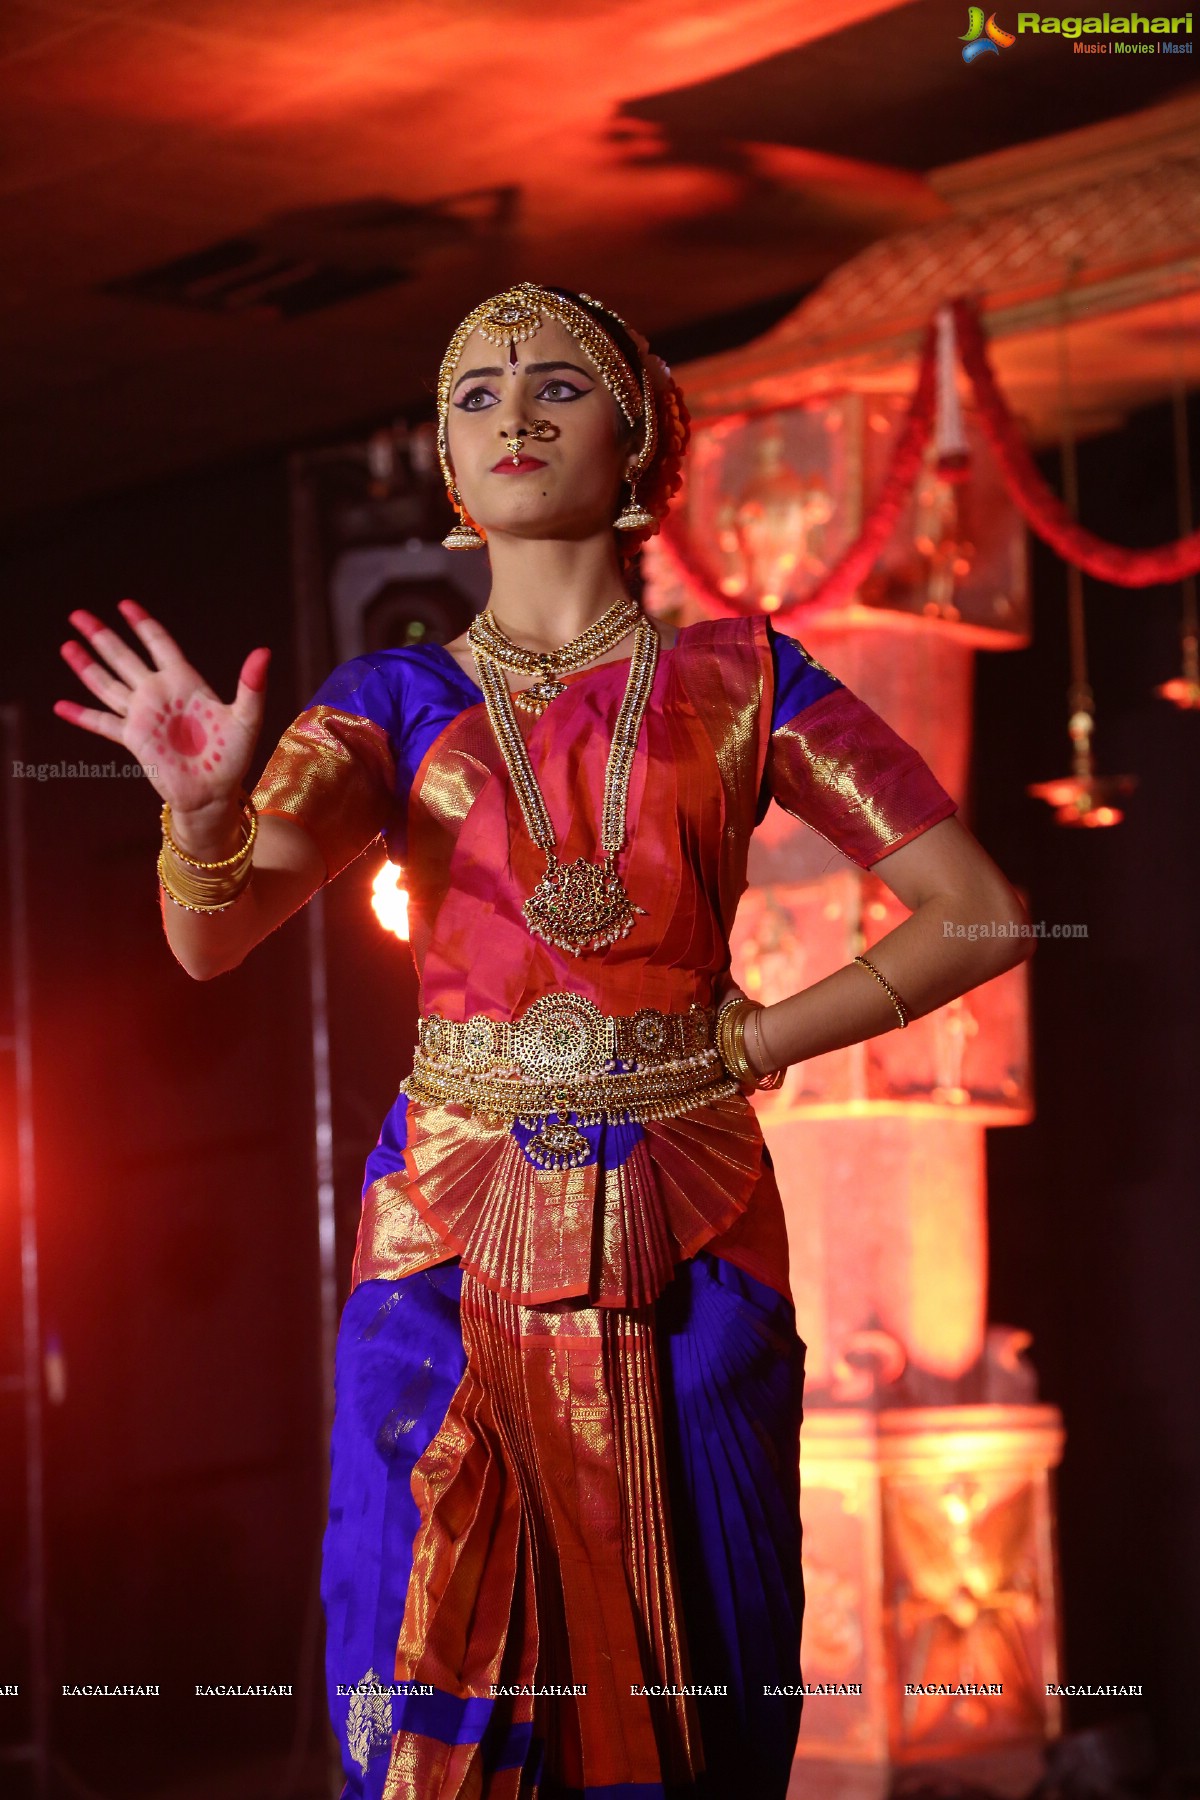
top-left (624, 0), bottom-right (1200, 171)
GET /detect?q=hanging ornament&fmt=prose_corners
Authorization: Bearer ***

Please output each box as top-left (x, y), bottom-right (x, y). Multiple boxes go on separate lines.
top-left (1155, 309), bottom-right (1200, 711)
top-left (1158, 622), bottom-right (1200, 710)
top-left (907, 303), bottom-right (977, 620)
top-left (933, 303), bottom-right (972, 486)
top-left (1028, 286), bottom-right (1137, 828)
top-left (1027, 699), bottom-right (1137, 827)
top-left (911, 445), bottom-right (976, 621)
top-left (910, 302), bottom-right (978, 619)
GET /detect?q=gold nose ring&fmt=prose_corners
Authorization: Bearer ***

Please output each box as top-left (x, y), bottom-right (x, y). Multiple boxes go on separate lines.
top-left (505, 421), bottom-right (553, 464)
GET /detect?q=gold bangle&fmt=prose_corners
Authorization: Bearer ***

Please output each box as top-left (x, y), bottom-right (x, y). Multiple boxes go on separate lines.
top-left (716, 994), bottom-right (787, 1092)
top-left (157, 849), bottom-right (255, 913)
top-left (161, 796), bottom-right (257, 868)
top-left (714, 994), bottom-right (754, 1086)
top-left (157, 842), bottom-right (255, 908)
top-left (158, 795), bottom-right (258, 913)
top-left (731, 1006), bottom-right (754, 1090)
top-left (748, 1006), bottom-right (786, 1091)
top-left (852, 954), bottom-right (910, 1029)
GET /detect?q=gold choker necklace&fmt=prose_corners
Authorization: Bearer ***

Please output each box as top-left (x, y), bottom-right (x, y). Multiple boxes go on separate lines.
top-left (470, 615), bottom-right (660, 956)
top-left (467, 595), bottom-right (641, 715)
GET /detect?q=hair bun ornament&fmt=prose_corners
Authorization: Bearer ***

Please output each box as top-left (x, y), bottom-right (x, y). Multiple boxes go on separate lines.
top-left (617, 329), bottom-right (692, 563)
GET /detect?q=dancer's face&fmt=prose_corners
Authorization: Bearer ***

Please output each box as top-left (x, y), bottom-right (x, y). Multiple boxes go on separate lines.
top-left (444, 317), bottom-right (637, 544)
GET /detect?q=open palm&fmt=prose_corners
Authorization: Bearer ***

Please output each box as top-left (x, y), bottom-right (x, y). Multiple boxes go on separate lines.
top-left (53, 600), bottom-right (271, 815)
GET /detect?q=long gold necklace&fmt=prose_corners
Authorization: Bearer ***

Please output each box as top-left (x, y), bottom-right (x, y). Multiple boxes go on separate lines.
top-left (470, 615), bottom-right (660, 956)
top-left (468, 595), bottom-right (641, 715)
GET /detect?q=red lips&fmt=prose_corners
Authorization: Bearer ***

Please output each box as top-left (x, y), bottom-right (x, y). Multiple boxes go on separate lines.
top-left (490, 456), bottom-right (547, 474)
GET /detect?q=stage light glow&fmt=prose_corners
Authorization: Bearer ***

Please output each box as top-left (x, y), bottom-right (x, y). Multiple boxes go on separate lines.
top-left (370, 860), bottom-right (409, 941)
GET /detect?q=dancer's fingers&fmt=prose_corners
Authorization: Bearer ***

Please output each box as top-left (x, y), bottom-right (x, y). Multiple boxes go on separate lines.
top-left (228, 647), bottom-right (271, 734)
top-left (59, 639), bottom-right (131, 716)
top-left (51, 699), bottom-right (129, 746)
top-left (66, 609), bottom-right (151, 687)
top-left (115, 598), bottom-right (190, 673)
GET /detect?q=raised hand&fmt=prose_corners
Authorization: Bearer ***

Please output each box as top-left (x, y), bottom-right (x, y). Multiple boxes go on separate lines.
top-left (53, 600), bottom-right (271, 821)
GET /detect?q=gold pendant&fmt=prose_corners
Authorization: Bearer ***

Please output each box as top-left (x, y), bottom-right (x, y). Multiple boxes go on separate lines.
top-left (523, 853), bottom-right (646, 956)
top-left (512, 676), bottom-right (567, 716)
top-left (524, 1117), bottom-right (593, 1169)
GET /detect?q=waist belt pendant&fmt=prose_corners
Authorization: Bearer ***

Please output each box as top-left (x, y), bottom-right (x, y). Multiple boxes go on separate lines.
top-left (521, 1087), bottom-right (595, 1170)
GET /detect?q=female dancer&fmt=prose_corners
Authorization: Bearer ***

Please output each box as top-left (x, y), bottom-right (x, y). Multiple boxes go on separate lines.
top-left (54, 282), bottom-right (1032, 1800)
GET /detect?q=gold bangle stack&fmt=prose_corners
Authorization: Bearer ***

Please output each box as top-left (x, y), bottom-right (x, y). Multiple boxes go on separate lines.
top-left (714, 994), bottom-right (786, 1093)
top-left (852, 954), bottom-right (911, 1028)
top-left (158, 796), bottom-right (258, 913)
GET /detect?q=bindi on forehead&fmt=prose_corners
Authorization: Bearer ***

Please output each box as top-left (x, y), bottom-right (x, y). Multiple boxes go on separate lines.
top-left (450, 325), bottom-right (599, 392)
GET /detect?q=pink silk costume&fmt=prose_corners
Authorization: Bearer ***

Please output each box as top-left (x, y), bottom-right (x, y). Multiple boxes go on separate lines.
top-left (250, 614), bottom-right (958, 1800)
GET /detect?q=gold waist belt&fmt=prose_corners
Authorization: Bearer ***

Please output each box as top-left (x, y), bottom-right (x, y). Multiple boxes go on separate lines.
top-left (400, 993), bottom-right (738, 1168)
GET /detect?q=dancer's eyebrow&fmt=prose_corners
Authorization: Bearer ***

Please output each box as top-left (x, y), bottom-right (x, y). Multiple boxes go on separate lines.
top-left (452, 360), bottom-right (594, 393)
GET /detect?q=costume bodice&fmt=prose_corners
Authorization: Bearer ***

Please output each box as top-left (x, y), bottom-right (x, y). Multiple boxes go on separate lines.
top-left (252, 614), bottom-right (955, 1025)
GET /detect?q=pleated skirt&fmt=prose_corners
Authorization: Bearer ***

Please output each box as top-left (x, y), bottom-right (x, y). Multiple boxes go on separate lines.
top-left (320, 1250), bottom-right (806, 1800)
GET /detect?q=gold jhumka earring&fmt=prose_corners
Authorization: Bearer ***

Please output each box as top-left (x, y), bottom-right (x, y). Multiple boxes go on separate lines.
top-left (614, 362), bottom-right (659, 531)
top-left (615, 361), bottom-right (662, 529)
top-left (613, 472), bottom-right (658, 532)
top-left (442, 485), bottom-right (485, 551)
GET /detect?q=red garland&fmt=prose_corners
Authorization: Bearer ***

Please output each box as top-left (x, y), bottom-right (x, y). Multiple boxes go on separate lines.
top-left (952, 295), bottom-right (1200, 588)
top-left (657, 321), bottom-right (939, 619)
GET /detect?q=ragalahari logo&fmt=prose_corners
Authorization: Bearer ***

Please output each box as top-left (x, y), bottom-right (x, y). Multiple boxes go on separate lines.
top-left (961, 6), bottom-right (1017, 57)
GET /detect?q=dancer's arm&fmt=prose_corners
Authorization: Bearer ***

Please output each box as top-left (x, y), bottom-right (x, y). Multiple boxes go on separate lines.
top-left (52, 602), bottom-right (393, 980)
top-left (747, 813), bottom-right (1032, 1078)
top-left (156, 809), bottom-right (328, 980)
top-left (745, 625), bottom-right (1031, 1077)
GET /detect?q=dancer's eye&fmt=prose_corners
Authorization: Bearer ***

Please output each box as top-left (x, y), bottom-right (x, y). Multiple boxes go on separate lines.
top-left (537, 379), bottom-right (589, 402)
top-left (453, 377), bottom-right (592, 411)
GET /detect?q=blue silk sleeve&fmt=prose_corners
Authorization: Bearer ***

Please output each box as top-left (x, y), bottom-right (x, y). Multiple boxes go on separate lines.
top-left (249, 648), bottom-right (483, 881)
top-left (249, 655), bottom-right (407, 883)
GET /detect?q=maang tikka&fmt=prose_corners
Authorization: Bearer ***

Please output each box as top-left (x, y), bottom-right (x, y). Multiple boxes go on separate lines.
top-left (436, 283), bottom-right (659, 548)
